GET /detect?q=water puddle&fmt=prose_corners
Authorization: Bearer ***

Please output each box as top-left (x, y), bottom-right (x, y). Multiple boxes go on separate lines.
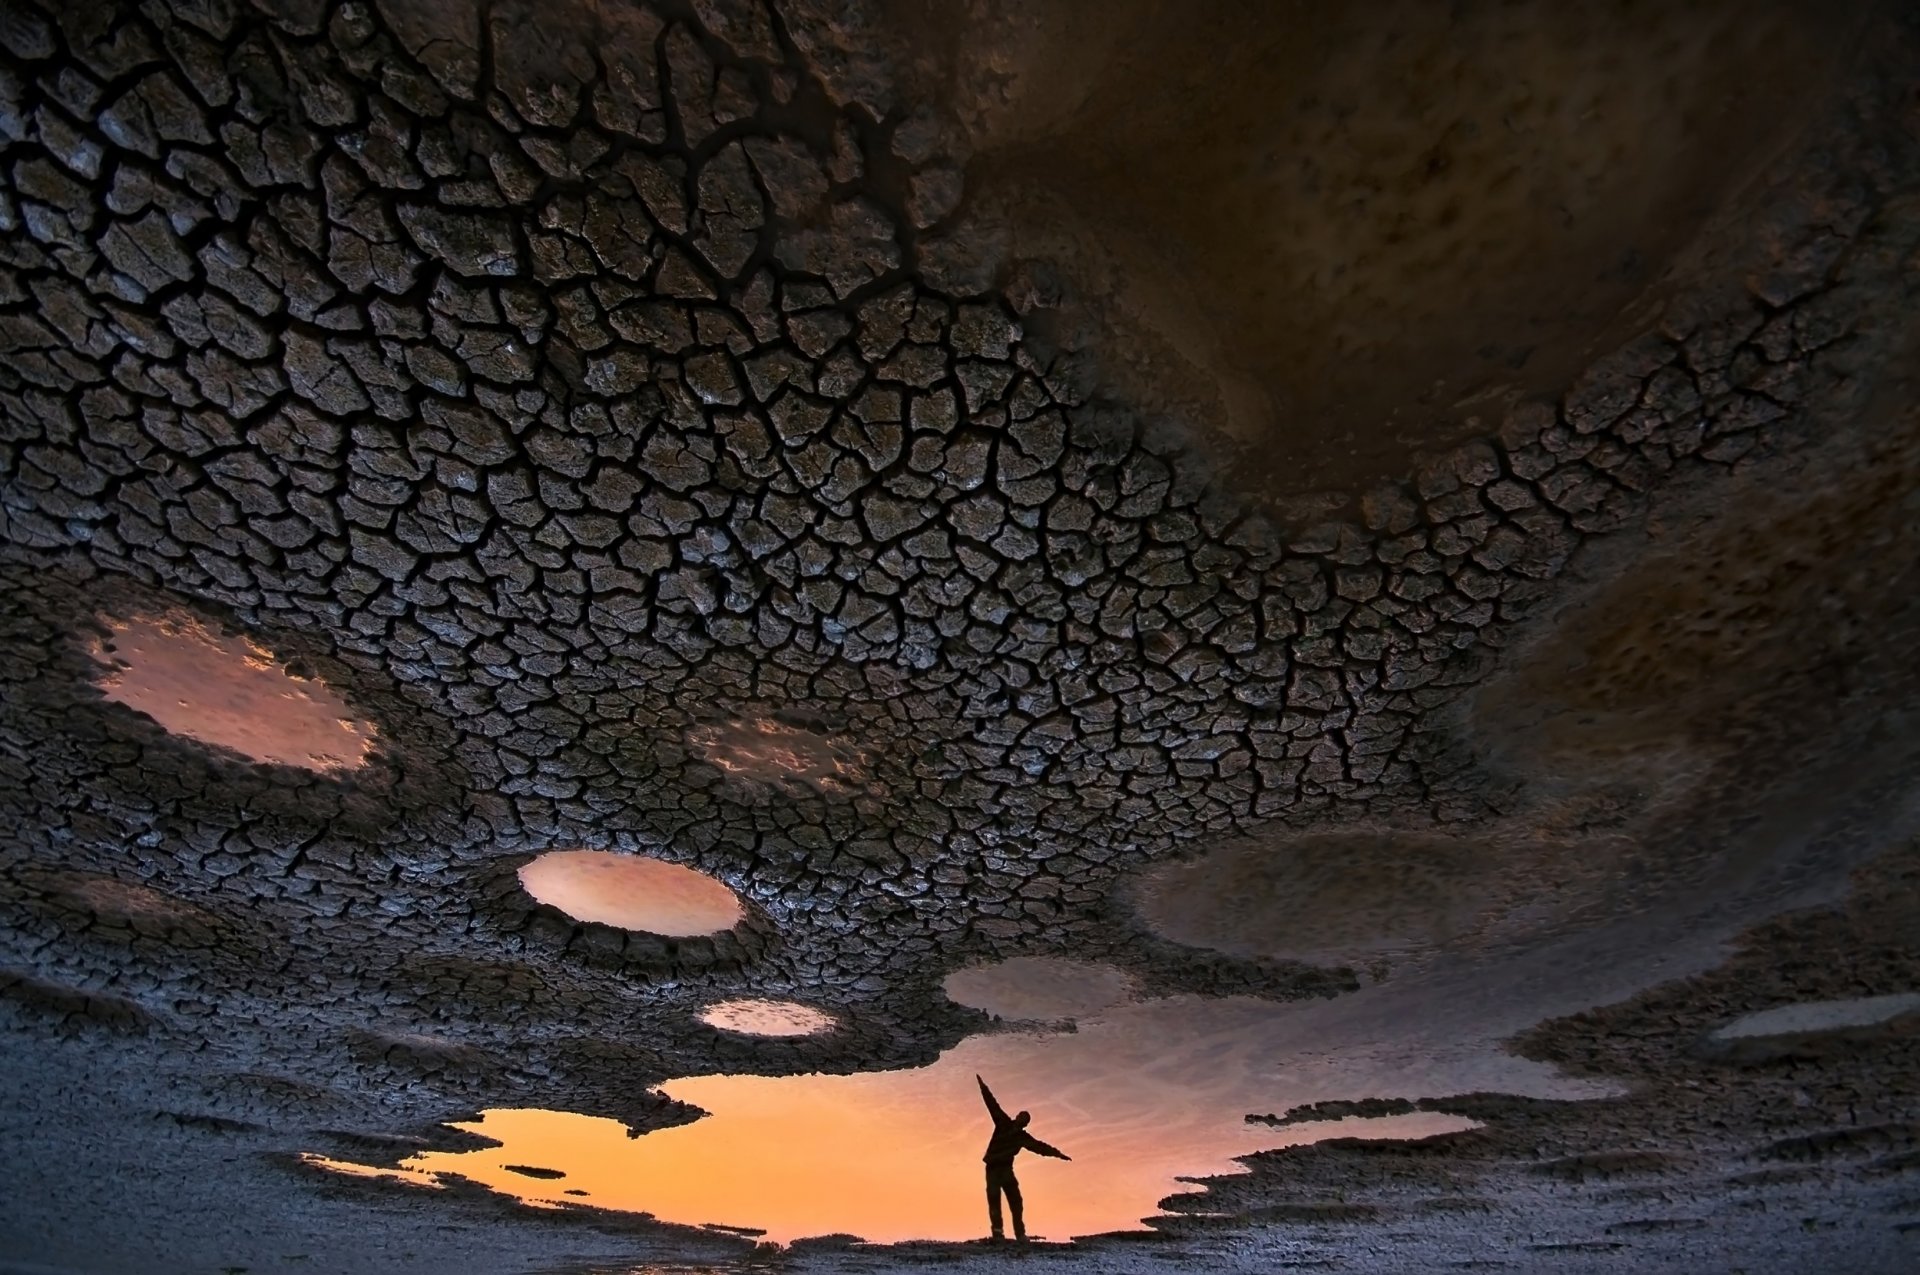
top-left (1714, 993), bottom-right (1920, 1040)
top-left (84, 611), bottom-right (376, 772)
top-left (696, 999), bottom-right (838, 1037)
top-left (943, 957), bottom-right (1133, 1022)
top-left (308, 987), bottom-right (1612, 1244)
top-left (535, 1266), bottom-right (774, 1275)
top-left (686, 717), bottom-right (877, 799)
top-left (518, 852), bottom-right (744, 936)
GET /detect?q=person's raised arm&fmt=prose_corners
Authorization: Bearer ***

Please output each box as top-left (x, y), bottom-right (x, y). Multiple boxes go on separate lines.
top-left (976, 1074), bottom-right (1011, 1126)
top-left (1024, 1133), bottom-right (1071, 1161)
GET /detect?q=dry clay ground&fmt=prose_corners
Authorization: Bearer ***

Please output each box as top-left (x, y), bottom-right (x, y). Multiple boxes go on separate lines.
top-left (1, 1), bottom-right (1919, 1272)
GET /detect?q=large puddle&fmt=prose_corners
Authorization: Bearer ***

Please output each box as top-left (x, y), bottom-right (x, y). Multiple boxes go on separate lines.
top-left (302, 761), bottom-right (1859, 1249)
top-left (518, 851), bottom-right (745, 937)
top-left (85, 611), bottom-right (376, 772)
top-left (309, 986), bottom-right (1610, 1244)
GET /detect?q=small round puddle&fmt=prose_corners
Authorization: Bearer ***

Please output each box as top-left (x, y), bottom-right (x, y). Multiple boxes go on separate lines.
top-left (516, 851), bottom-right (744, 936)
top-left (686, 716), bottom-right (873, 796)
top-left (85, 611), bottom-right (376, 772)
top-left (943, 956), bottom-right (1134, 1022)
top-left (696, 998), bottom-right (838, 1037)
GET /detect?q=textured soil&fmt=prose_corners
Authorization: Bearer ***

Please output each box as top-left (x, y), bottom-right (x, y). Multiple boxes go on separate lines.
top-left (1, 0), bottom-right (1918, 1271)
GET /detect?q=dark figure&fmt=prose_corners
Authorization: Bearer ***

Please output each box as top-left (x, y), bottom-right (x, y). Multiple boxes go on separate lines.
top-left (976, 1074), bottom-right (1071, 1241)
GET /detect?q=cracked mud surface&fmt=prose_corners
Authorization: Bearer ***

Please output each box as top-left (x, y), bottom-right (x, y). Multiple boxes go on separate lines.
top-left (1, 0), bottom-right (1918, 1271)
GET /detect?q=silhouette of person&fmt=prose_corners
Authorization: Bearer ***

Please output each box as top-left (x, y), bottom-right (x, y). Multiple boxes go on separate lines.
top-left (976, 1074), bottom-right (1071, 1241)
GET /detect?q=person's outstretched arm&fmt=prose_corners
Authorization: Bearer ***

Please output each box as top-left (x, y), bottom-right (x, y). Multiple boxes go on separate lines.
top-left (976, 1074), bottom-right (1011, 1127)
top-left (1024, 1134), bottom-right (1071, 1161)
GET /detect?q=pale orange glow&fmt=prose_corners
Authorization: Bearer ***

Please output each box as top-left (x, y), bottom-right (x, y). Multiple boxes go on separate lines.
top-left (517, 851), bottom-right (744, 936)
top-left (310, 1093), bottom-right (1470, 1244)
top-left (298, 1155), bottom-right (445, 1191)
top-left (85, 611), bottom-right (376, 772)
top-left (686, 717), bottom-right (875, 796)
top-left (307, 990), bottom-right (1564, 1245)
top-left (697, 999), bottom-right (838, 1037)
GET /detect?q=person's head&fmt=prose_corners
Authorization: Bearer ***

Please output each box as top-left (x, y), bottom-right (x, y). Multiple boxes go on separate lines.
top-left (1015, 1111), bottom-right (1031, 1127)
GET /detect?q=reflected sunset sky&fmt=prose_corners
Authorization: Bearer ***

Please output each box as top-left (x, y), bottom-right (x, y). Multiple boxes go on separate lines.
top-left (518, 851), bottom-right (746, 936)
top-left (307, 984), bottom-right (1608, 1244)
top-left (86, 611), bottom-right (375, 772)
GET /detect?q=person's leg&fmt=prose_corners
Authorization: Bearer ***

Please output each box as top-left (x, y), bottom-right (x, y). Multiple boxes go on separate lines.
top-left (986, 1169), bottom-right (1004, 1238)
top-left (1007, 1173), bottom-right (1026, 1241)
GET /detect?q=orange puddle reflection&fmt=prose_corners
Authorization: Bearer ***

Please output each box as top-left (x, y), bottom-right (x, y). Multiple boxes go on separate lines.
top-left (686, 717), bottom-right (875, 797)
top-left (305, 990), bottom-right (1578, 1244)
top-left (697, 999), bottom-right (838, 1037)
top-left (519, 852), bottom-right (744, 936)
top-left (86, 612), bottom-right (375, 772)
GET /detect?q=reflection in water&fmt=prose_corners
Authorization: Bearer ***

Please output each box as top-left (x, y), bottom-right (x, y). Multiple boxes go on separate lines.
top-left (697, 999), bottom-right (838, 1037)
top-left (85, 611), bottom-right (376, 772)
top-left (309, 987), bottom-right (1608, 1244)
top-left (311, 1104), bottom-right (1471, 1244)
top-left (518, 852), bottom-right (744, 936)
top-left (1713, 992), bottom-right (1920, 1040)
top-left (943, 956), bottom-right (1133, 1022)
top-left (540, 1267), bottom-right (769, 1275)
top-left (686, 717), bottom-right (875, 798)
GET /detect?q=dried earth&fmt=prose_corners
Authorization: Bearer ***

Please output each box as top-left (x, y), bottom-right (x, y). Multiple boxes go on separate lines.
top-left (1, 1), bottom-right (1917, 1272)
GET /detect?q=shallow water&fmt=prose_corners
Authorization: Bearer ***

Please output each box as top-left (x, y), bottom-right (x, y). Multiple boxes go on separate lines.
top-left (305, 783), bottom-right (1884, 1252)
top-left (85, 611), bottom-right (375, 772)
top-left (517, 851), bottom-right (745, 936)
top-left (697, 998), bottom-right (839, 1037)
top-left (309, 984), bottom-right (1614, 1244)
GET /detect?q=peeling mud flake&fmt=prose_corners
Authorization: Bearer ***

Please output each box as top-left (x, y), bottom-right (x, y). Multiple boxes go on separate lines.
top-left (502, 1164), bottom-right (566, 1180)
top-left (297, 1152), bottom-right (447, 1191)
top-left (84, 611), bottom-right (376, 773)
